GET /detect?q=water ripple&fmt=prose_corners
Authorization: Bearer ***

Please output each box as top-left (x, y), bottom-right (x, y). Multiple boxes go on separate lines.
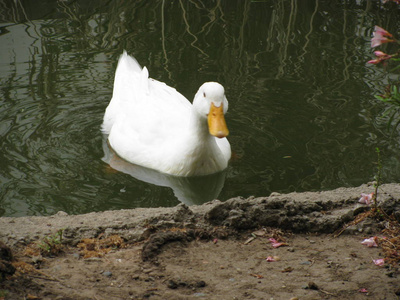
top-left (1, 0), bottom-right (400, 216)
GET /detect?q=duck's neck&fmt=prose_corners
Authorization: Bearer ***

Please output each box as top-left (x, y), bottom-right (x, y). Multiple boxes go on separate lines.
top-left (171, 108), bottom-right (222, 176)
top-left (188, 108), bottom-right (212, 142)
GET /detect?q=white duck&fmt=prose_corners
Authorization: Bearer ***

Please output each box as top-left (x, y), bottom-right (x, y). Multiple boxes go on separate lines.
top-left (102, 51), bottom-right (231, 177)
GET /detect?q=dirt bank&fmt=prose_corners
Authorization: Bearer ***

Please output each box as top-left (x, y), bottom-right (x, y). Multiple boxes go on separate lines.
top-left (0, 183), bottom-right (399, 299)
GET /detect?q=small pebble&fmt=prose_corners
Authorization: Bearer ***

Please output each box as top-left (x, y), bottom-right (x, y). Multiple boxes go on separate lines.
top-left (31, 255), bottom-right (43, 264)
top-left (85, 257), bottom-right (102, 262)
top-left (167, 280), bottom-right (178, 289)
top-left (55, 211), bottom-right (68, 217)
top-left (102, 271), bottom-right (112, 277)
top-left (193, 293), bottom-right (207, 297)
top-left (195, 280), bottom-right (206, 288)
top-left (308, 281), bottom-right (319, 290)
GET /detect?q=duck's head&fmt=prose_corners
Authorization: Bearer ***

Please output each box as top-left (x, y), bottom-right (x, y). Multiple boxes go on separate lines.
top-left (193, 82), bottom-right (229, 138)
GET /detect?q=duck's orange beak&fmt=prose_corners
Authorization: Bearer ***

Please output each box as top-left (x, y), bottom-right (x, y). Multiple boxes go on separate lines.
top-left (208, 103), bottom-right (229, 138)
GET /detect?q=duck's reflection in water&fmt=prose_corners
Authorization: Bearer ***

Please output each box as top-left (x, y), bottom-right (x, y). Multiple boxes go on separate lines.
top-left (102, 138), bottom-right (227, 206)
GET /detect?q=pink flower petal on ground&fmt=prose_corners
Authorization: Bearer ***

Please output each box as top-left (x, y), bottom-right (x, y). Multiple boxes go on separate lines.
top-left (268, 238), bottom-right (284, 248)
top-left (359, 288), bottom-right (368, 293)
top-left (358, 193), bottom-right (374, 205)
top-left (266, 256), bottom-right (275, 262)
top-left (373, 258), bottom-right (385, 266)
top-left (361, 237), bottom-right (378, 247)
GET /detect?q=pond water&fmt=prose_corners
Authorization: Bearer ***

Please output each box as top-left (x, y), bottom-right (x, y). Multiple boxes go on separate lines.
top-left (1, 0), bottom-right (400, 217)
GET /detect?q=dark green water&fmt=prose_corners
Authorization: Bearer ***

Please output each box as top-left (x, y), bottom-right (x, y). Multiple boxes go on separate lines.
top-left (1, 0), bottom-right (400, 216)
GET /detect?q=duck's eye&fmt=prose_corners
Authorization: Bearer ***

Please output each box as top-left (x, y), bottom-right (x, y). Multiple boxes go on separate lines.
top-left (203, 92), bottom-right (206, 97)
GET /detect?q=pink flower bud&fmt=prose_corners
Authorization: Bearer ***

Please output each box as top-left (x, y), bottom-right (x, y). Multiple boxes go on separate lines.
top-left (367, 59), bottom-right (381, 64)
top-left (374, 51), bottom-right (387, 57)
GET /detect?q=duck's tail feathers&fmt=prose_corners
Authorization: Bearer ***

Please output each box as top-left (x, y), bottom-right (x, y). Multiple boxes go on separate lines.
top-left (118, 51), bottom-right (150, 94)
top-left (141, 67), bottom-right (150, 94)
top-left (118, 50), bottom-right (142, 74)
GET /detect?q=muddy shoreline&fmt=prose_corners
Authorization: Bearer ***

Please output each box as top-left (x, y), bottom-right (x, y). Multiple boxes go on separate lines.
top-left (1, 183), bottom-right (400, 246)
top-left (1, 183), bottom-right (400, 299)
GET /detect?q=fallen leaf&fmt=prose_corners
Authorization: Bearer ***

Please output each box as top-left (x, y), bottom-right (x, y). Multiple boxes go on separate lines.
top-left (244, 237), bottom-right (256, 245)
top-left (252, 230), bottom-right (266, 237)
top-left (250, 273), bottom-right (264, 279)
top-left (282, 267), bottom-right (294, 273)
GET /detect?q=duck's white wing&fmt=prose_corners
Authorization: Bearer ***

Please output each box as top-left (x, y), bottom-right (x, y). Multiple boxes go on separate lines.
top-left (102, 51), bottom-right (192, 168)
top-left (102, 51), bottom-right (191, 134)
